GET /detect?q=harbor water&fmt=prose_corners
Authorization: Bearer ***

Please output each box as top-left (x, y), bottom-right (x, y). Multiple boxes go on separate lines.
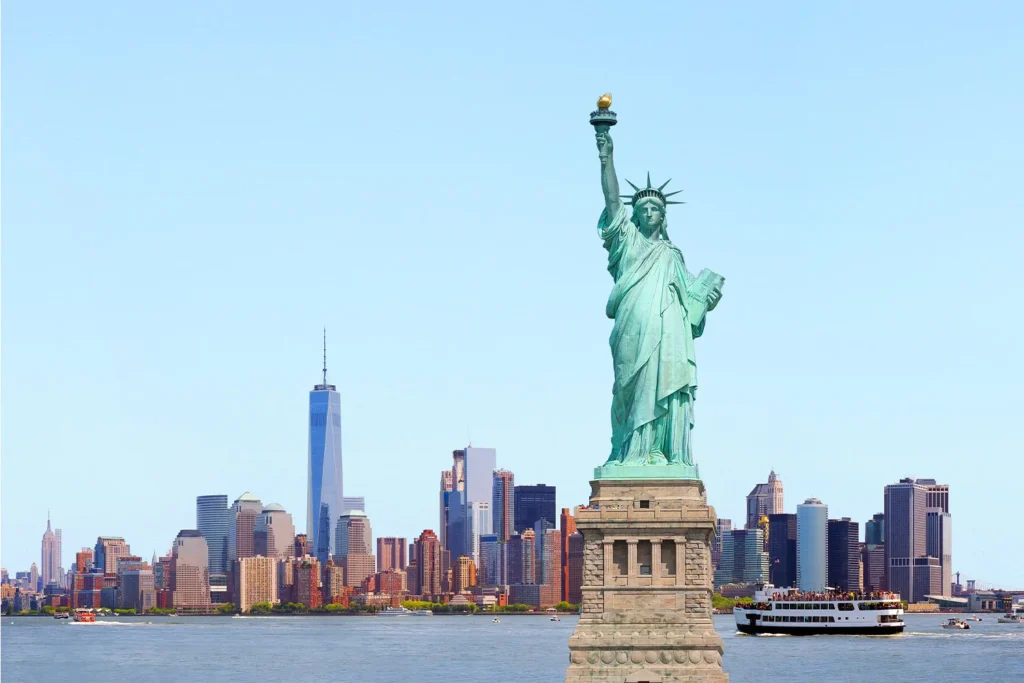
top-left (2, 613), bottom-right (1021, 682)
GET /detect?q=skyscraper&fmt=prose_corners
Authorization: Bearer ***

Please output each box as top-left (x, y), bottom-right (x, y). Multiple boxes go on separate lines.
top-left (414, 530), bottom-right (442, 598)
top-left (560, 508), bottom-right (577, 603)
top-left (460, 446), bottom-right (496, 560)
top-left (713, 529), bottom-right (768, 587)
top-left (336, 510), bottom-right (375, 588)
top-left (439, 470), bottom-right (453, 550)
top-left (568, 531), bottom-right (584, 605)
top-left (171, 530), bottom-right (210, 609)
top-left (796, 498), bottom-right (828, 592)
top-left (767, 513), bottom-right (797, 588)
top-left (295, 557), bottom-right (322, 609)
top-left (712, 519), bottom-right (732, 570)
top-left (865, 513), bottom-right (885, 547)
top-left (94, 537), bottom-right (129, 575)
top-left (478, 534), bottom-right (501, 586)
top-left (308, 334), bottom-right (343, 566)
top-left (235, 556), bottom-right (278, 612)
top-left (196, 495), bottom-right (230, 576)
top-left (827, 518), bottom-right (861, 592)
top-left (227, 492), bottom-right (263, 563)
top-left (468, 501), bottom-right (492, 566)
top-left (341, 497), bottom-right (365, 515)
top-left (507, 530), bottom-right (536, 585)
top-left (745, 470), bottom-right (784, 529)
top-left (926, 509), bottom-right (952, 597)
top-left (514, 484), bottom-right (556, 534)
top-left (253, 504), bottom-right (295, 560)
top-left (41, 514), bottom-right (61, 588)
top-left (376, 537), bottom-right (407, 572)
top-left (454, 555), bottom-right (477, 593)
top-left (492, 469), bottom-right (515, 542)
top-left (884, 478), bottom-right (928, 602)
top-left (922, 480), bottom-right (949, 513)
top-left (536, 528), bottom-right (562, 608)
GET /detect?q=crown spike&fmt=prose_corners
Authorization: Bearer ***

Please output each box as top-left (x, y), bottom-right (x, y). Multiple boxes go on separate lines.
top-left (665, 200), bottom-right (685, 205)
top-left (657, 179), bottom-right (672, 192)
top-left (646, 172), bottom-right (652, 189)
top-left (625, 179), bottom-right (641, 192)
top-left (664, 190), bottom-right (683, 198)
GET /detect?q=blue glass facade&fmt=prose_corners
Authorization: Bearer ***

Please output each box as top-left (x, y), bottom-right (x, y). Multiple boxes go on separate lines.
top-left (308, 385), bottom-right (343, 565)
top-left (196, 495), bottom-right (230, 575)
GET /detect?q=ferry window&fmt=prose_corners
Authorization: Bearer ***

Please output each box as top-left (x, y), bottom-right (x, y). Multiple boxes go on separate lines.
top-left (813, 603), bottom-right (820, 610)
top-left (839, 603), bottom-right (854, 611)
top-left (613, 540), bottom-right (628, 576)
top-left (829, 616), bottom-right (836, 623)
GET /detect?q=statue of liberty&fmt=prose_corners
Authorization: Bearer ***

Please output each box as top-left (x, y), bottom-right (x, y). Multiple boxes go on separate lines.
top-left (592, 95), bottom-right (724, 475)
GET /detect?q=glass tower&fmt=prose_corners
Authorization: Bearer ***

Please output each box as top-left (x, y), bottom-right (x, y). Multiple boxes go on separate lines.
top-left (196, 495), bottom-right (230, 575)
top-left (308, 335), bottom-right (343, 565)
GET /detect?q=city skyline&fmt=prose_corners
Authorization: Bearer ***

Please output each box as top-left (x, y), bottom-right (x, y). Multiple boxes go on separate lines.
top-left (3, 3), bottom-right (1022, 586)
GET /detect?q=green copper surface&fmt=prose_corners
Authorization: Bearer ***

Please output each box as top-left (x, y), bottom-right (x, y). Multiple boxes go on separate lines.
top-left (593, 114), bottom-right (724, 480)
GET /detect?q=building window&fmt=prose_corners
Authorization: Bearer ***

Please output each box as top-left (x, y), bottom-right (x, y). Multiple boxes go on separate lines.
top-left (639, 500), bottom-right (650, 509)
top-left (661, 540), bottom-right (676, 576)
top-left (638, 540), bottom-right (652, 576)
top-left (613, 541), bottom-right (628, 576)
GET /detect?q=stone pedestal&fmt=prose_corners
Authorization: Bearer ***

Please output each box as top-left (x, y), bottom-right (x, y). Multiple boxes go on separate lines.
top-left (566, 478), bottom-right (727, 683)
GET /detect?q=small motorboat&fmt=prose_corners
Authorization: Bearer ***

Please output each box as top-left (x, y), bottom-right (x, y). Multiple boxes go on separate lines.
top-left (964, 615), bottom-right (981, 621)
top-left (996, 613), bottom-right (1022, 624)
top-left (550, 615), bottom-right (561, 622)
top-left (941, 618), bottom-right (970, 630)
top-left (492, 617), bottom-right (501, 623)
top-left (53, 612), bottom-right (70, 620)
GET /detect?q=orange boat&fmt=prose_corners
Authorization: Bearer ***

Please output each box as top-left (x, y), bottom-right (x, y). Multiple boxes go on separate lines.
top-left (72, 610), bottom-right (96, 623)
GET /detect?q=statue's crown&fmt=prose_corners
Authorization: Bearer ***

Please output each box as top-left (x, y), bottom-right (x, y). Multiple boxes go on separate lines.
top-left (622, 173), bottom-right (684, 206)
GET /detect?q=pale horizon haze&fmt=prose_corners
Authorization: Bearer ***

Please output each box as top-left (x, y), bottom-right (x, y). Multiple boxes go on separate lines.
top-left (2, 2), bottom-right (1022, 587)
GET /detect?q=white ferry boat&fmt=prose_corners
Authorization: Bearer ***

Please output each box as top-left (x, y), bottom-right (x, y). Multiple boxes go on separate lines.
top-left (379, 606), bottom-right (411, 617)
top-left (734, 583), bottom-right (905, 636)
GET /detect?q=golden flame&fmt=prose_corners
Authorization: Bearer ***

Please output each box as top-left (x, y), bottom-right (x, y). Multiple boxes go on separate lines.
top-left (597, 93), bottom-right (612, 110)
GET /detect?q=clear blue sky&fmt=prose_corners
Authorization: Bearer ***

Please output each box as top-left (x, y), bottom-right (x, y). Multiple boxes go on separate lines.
top-left (3, 2), bottom-right (1021, 586)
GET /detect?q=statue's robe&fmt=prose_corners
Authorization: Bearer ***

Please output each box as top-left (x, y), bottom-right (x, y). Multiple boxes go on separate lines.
top-left (599, 204), bottom-right (708, 466)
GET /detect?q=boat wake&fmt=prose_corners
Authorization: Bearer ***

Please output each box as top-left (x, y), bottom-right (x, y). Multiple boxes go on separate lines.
top-left (68, 621), bottom-right (152, 626)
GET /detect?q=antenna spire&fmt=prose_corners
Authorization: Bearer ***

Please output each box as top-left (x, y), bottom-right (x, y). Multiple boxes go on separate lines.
top-left (322, 328), bottom-right (328, 387)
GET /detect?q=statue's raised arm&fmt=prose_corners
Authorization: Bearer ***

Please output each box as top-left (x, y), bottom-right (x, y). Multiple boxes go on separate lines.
top-left (596, 129), bottom-right (622, 218)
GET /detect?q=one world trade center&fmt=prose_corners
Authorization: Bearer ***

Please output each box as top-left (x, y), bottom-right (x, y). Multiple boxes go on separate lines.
top-left (308, 332), bottom-right (343, 565)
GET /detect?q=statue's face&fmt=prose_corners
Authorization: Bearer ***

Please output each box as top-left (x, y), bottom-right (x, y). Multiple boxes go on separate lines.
top-left (636, 199), bottom-right (665, 236)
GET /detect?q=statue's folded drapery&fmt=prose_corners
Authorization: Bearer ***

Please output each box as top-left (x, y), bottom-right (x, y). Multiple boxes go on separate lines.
top-left (599, 204), bottom-right (708, 466)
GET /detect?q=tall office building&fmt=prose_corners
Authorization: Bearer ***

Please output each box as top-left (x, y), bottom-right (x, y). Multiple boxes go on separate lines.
top-left (445, 487), bottom-right (469, 561)
top-left (560, 508), bottom-right (577, 603)
top-left (235, 556), bottom-right (278, 612)
top-left (308, 335), bottom-right (343, 566)
top-left (478, 534), bottom-right (501, 586)
top-left (120, 569), bottom-right (155, 612)
top-left (196, 495), bottom-right (230, 576)
top-left (41, 514), bottom-right (61, 588)
top-left (227, 492), bottom-right (263, 563)
top-left (865, 513), bottom-right (885, 547)
top-left (796, 498), bottom-right (828, 592)
top-left (862, 543), bottom-right (886, 591)
top-left (514, 484), bottom-right (556, 534)
top-left (745, 470), bottom-right (784, 529)
top-left (439, 470), bottom-right (453, 550)
top-left (884, 478), bottom-right (928, 602)
top-left (767, 513), bottom-right (797, 588)
top-left (94, 537), bottom-right (129, 575)
top-left (827, 518), bottom-right (861, 592)
top-left (254, 504), bottom-right (295, 560)
top-left (171, 530), bottom-right (210, 608)
top-left (414, 530), bottom-right (442, 598)
top-left (921, 480), bottom-right (949, 513)
top-left (568, 531), bottom-right (584, 605)
top-left (926, 509), bottom-right (952, 597)
top-left (536, 528), bottom-right (562, 608)
top-left (342, 497), bottom-right (365, 515)
top-left (295, 557), bottom-right (322, 609)
top-left (507, 530), bottom-right (536, 585)
top-left (712, 519), bottom-right (732, 570)
top-left (334, 510), bottom-right (373, 558)
top-left (492, 469), bottom-right (515, 542)
top-left (460, 446), bottom-right (496, 559)
top-left (376, 537), bottom-right (408, 572)
top-left (713, 529), bottom-right (768, 588)
top-left (468, 501), bottom-right (492, 566)
top-left (454, 555), bottom-right (477, 593)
